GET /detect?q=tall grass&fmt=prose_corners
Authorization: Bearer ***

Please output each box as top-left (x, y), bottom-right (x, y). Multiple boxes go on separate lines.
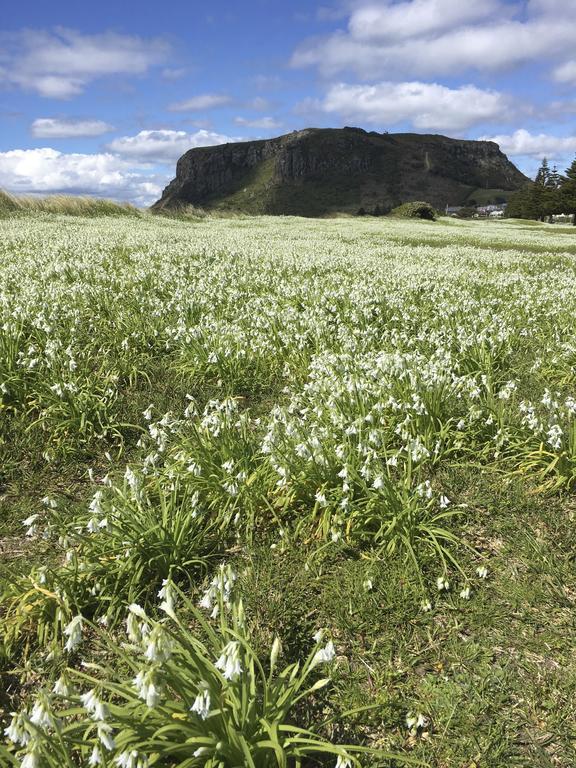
top-left (0, 189), bottom-right (140, 217)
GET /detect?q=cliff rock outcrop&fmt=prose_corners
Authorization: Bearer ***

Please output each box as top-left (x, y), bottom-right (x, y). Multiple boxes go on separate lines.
top-left (152, 127), bottom-right (529, 215)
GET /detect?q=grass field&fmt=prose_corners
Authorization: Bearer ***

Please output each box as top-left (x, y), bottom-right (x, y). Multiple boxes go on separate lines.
top-left (1, 211), bottom-right (575, 767)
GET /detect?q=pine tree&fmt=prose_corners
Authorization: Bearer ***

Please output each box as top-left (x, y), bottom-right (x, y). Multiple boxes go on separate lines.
top-left (532, 158), bottom-right (556, 221)
top-left (506, 185), bottom-right (531, 218)
top-left (534, 157), bottom-right (550, 187)
top-left (561, 157), bottom-right (576, 225)
top-left (549, 165), bottom-right (565, 189)
top-left (545, 165), bottom-right (565, 217)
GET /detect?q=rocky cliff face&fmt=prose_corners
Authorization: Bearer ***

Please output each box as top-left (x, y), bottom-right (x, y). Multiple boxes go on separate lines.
top-left (152, 128), bottom-right (529, 215)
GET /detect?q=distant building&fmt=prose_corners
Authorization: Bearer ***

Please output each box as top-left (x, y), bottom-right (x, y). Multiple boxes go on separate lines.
top-left (477, 204), bottom-right (506, 217)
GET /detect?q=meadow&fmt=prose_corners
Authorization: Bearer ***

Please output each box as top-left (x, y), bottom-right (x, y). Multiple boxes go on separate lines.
top-left (1, 210), bottom-right (575, 767)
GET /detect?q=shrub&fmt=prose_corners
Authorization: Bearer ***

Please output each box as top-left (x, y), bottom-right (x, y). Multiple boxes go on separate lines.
top-left (456, 207), bottom-right (477, 219)
top-left (390, 202), bottom-right (437, 220)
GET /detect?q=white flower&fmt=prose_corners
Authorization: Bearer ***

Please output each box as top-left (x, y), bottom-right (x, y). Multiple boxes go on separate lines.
top-left (362, 578), bottom-right (373, 592)
top-left (421, 600), bottom-right (432, 612)
top-left (335, 756), bottom-right (353, 768)
top-left (30, 697), bottom-right (58, 730)
top-left (459, 586), bottom-right (471, 600)
top-left (476, 565), bottom-right (488, 579)
top-left (89, 746), bottom-right (103, 766)
top-left (80, 689), bottom-right (109, 721)
top-left (126, 611), bottom-right (146, 643)
top-left (133, 670), bottom-right (162, 708)
top-left (63, 615), bottom-right (83, 652)
top-left (4, 712), bottom-right (30, 746)
top-left (97, 722), bottom-right (116, 751)
top-left (22, 514), bottom-right (39, 537)
top-left (128, 603), bottom-right (147, 619)
top-left (436, 576), bottom-right (449, 591)
top-left (311, 640), bottom-right (335, 668)
top-left (144, 625), bottom-right (173, 663)
top-left (190, 689), bottom-right (211, 720)
top-left (439, 495), bottom-right (450, 509)
top-left (158, 579), bottom-right (176, 618)
top-left (215, 641), bottom-right (242, 681)
top-left (21, 750), bottom-right (41, 768)
top-left (406, 712), bottom-right (429, 732)
top-left (115, 750), bottom-right (149, 768)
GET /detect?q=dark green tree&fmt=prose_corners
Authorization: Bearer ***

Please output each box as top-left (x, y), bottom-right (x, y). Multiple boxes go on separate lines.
top-left (534, 157), bottom-right (550, 187)
top-left (560, 156), bottom-right (576, 225)
top-left (506, 184), bottom-right (540, 219)
top-left (506, 159), bottom-right (562, 221)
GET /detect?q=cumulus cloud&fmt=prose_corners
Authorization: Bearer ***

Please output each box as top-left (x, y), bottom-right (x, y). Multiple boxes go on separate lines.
top-left (169, 93), bottom-right (231, 111)
top-left (291, 0), bottom-right (576, 78)
top-left (309, 81), bottom-right (512, 132)
top-left (234, 116), bottom-right (282, 130)
top-left (0, 28), bottom-right (169, 98)
top-left (107, 129), bottom-right (239, 163)
top-left (480, 129), bottom-right (576, 159)
top-left (0, 147), bottom-right (165, 206)
top-left (348, 0), bottom-right (504, 43)
top-left (31, 118), bottom-right (114, 138)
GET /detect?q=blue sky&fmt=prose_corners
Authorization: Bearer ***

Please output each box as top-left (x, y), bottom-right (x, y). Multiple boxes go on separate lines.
top-left (1, 0), bottom-right (576, 205)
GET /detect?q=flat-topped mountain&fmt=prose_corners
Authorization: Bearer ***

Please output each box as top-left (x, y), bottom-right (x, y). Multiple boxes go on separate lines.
top-left (152, 127), bottom-right (529, 216)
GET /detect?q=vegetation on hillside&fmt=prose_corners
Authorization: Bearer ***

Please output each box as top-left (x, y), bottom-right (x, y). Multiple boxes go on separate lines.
top-left (0, 189), bottom-right (139, 217)
top-left (1, 213), bottom-right (576, 766)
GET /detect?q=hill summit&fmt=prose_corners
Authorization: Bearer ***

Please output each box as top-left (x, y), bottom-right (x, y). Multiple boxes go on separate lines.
top-left (152, 127), bottom-right (529, 216)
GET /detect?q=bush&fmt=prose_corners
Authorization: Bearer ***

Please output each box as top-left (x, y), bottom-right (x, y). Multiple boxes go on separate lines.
top-left (456, 207), bottom-right (477, 219)
top-left (390, 202), bottom-right (437, 220)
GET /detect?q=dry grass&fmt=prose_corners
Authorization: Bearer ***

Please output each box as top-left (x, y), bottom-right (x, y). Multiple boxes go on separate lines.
top-left (0, 189), bottom-right (139, 217)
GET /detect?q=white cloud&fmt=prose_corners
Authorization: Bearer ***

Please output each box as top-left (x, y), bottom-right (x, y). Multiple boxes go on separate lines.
top-left (161, 67), bottom-right (187, 81)
top-left (0, 147), bottom-right (165, 206)
top-left (0, 28), bottom-right (168, 98)
top-left (291, 0), bottom-right (576, 78)
top-left (553, 60), bottom-right (576, 84)
top-left (234, 116), bottom-right (282, 130)
top-left (246, 96), bottom-right (273, 111)
top-left (31, 118), bottom-right (114, 138)
top-left (348, 0), bottom-right (504, 43)
top-left (311, 81), bottom-right (512, 132)
top-left (107, 129), bottom-right (239, 163)
top-left (169, 93), bottom-right (231, 111)
top-left (480, 129), bottom-right (576, 159)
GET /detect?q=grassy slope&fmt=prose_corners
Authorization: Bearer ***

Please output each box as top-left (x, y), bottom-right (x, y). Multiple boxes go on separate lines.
top-left (0, 213), bottom-right (575, 766)
top-left (0, 189), bottom-right (139, 217)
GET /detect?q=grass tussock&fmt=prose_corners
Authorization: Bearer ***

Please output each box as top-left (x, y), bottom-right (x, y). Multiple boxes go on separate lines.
top-left (0, 188), bottom-right (140, 217)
